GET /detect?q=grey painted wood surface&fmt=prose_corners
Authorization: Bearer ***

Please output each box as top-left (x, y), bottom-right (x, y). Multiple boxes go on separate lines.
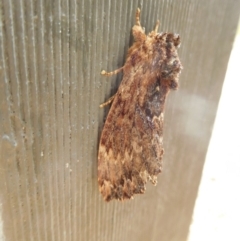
top-left (0, 0), bottom-right (239, 240)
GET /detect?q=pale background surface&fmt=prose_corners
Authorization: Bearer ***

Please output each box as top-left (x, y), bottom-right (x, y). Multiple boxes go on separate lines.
top-left (0, 1), bottom-right (240, 241)
top-left (188, 23), bottom-right (240, 241)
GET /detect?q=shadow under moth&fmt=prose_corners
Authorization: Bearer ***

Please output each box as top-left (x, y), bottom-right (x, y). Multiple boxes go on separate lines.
top-left (98, 8), bottom-right (183, 202)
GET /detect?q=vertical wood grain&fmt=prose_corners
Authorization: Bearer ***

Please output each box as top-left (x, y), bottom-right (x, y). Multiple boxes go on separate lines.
top-left (0, 0), bottom-right (240, 240)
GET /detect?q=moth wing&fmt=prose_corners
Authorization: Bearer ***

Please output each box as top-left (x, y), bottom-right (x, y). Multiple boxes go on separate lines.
top-left (98, 75), bottom-right (164, 201)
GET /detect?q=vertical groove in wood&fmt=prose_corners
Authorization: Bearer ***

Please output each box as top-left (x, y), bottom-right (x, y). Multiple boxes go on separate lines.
top-left (0, 0), bottom-right (240, 241)
top-left (3, 0), bottom-right (26, 240)
top-left (0, 1), bottom-right (14, 240)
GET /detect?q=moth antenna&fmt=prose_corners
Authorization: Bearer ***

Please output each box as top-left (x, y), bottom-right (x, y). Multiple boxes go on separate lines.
top-left (154, 20), bottom-right (160, 33)
top-left (136, 8), bottom-right (141, 27)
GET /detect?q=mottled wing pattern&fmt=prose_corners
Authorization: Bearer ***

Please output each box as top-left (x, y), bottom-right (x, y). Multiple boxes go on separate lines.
top-left (98, 71), bottom-right (166, 201)
top-left (98, 8), bottom-right (182, 201)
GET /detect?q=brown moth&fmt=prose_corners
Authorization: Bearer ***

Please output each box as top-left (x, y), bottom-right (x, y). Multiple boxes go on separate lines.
top-left (98, 8), bottom-right (182, 201)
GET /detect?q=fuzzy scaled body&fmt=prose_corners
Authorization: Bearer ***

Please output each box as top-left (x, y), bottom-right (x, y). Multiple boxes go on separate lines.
top-left (98, 8), bottom-right (182, 202)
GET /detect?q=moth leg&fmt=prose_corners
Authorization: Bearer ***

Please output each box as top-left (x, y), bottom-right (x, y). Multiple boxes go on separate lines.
top-left (100, 94), bottom-right (116, 108)
top-left (101, 66), bottom-right (124, 76)
top-left (154, 20), bottom-right (160, 33)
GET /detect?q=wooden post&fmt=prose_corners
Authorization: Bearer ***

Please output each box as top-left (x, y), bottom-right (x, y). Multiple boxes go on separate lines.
top-left (0, 1), bottom-right (239, 240)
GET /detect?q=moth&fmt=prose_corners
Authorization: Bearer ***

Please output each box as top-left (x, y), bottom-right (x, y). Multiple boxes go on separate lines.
top-left (98, 8), bottom-right (182, 201)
